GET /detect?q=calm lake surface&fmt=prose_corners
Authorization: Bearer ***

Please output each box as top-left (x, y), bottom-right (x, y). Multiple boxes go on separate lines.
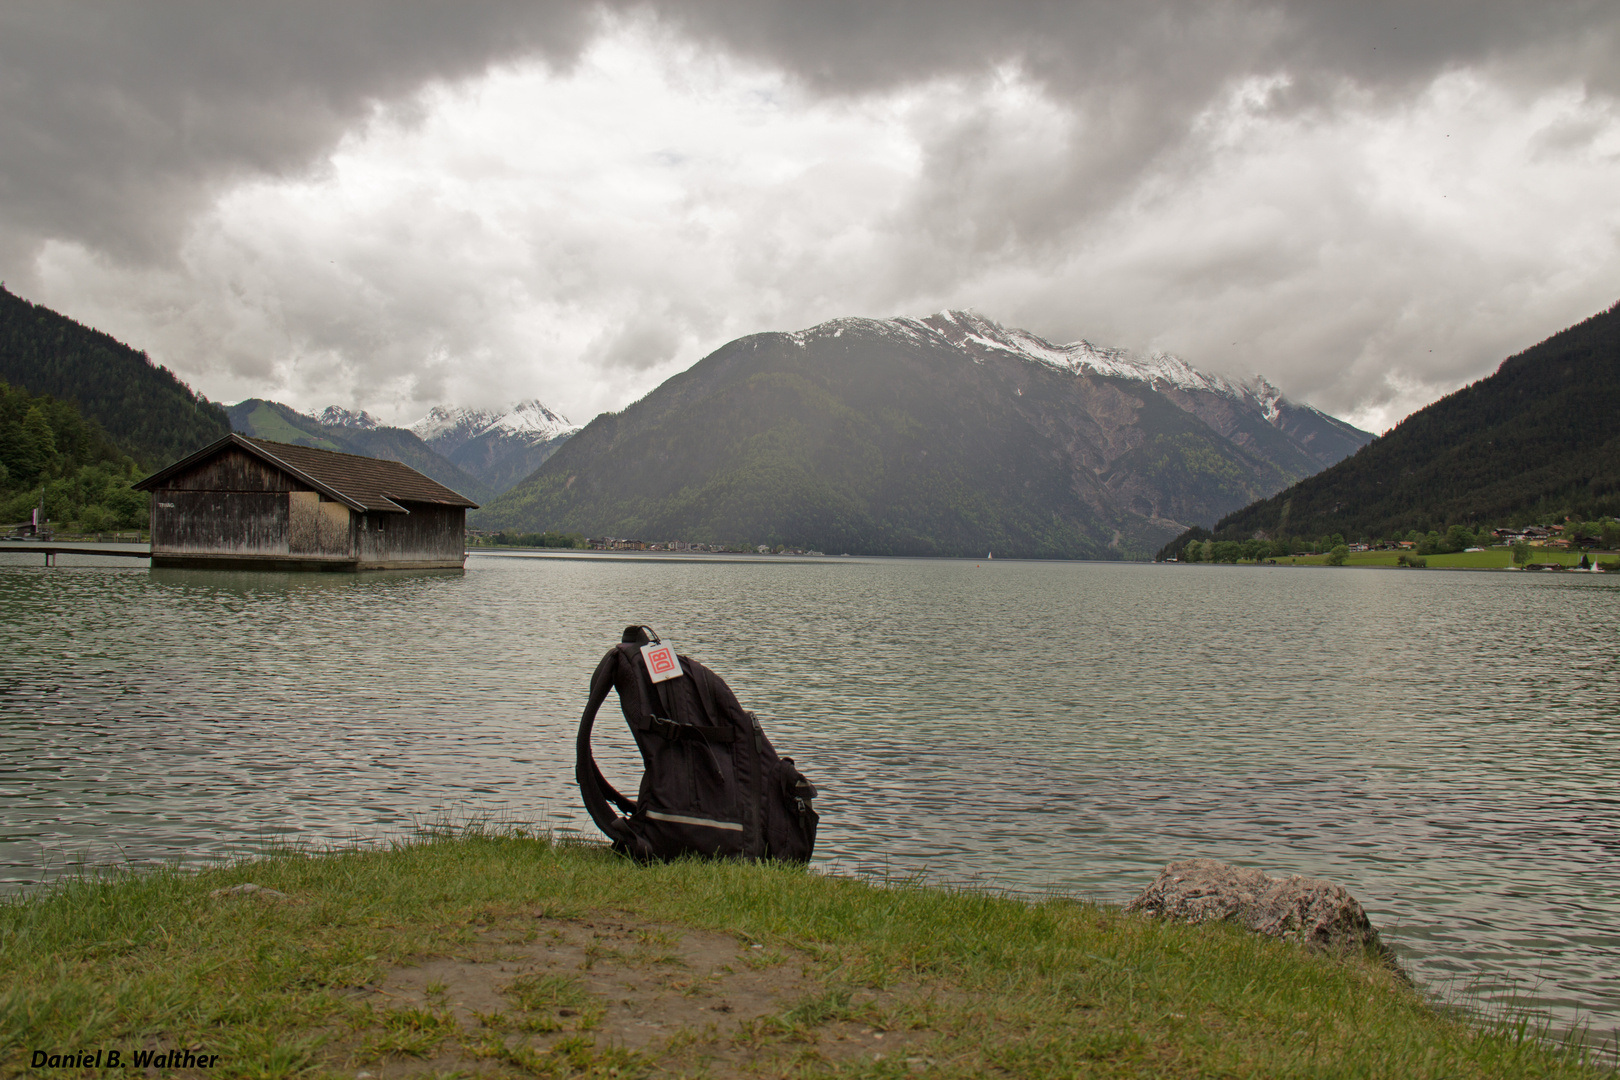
top-left (2, 550), bottom-right (1617, 1033)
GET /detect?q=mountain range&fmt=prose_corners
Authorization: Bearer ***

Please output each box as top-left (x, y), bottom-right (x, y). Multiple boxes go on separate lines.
top-left (409, 401), bottom-right (576, 493)
top-left (223, 399), bottom-right (495, 504)
top-left (1, 282), bottom-right (1385, 557)
top-left (223, 399), bottom-right (578, 503)
top-left (1160, 299), bottom-right (1620, 553)
top-left (473, 312), bottom-right (1372, 558)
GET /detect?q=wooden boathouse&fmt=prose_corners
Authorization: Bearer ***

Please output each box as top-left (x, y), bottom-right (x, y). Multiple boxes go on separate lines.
top-left (133, 434), bottom-right (479, 571)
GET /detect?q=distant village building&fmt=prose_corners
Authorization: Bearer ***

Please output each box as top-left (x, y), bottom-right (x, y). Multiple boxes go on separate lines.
top-left (588, 537), bottom-right (647, 551)
top-left (134, 434), bottom-right (479, 571)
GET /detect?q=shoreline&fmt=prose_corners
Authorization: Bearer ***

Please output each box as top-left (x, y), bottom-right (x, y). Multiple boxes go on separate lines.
top-left (5, 540), bottom-right (1613, 573)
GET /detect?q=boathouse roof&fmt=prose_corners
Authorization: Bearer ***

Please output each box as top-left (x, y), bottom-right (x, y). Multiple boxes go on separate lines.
top-left (134, 433), bottom-right (480, 514)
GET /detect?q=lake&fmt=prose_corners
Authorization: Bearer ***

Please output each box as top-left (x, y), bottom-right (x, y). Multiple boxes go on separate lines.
top-left (1, 549), bottom-right (1617, 1036)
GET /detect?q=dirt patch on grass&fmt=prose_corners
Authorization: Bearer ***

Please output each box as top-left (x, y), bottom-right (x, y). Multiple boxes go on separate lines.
top-left (331, 911), bottom-right (945, 1078)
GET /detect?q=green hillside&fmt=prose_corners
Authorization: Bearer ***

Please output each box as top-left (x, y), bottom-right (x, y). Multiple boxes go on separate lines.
top-left (0, 286), bottom-right (230, 466)
top-left (1158, 299), bottom-right (1620, 556)
top-left (474, 318), bottom-right (1362, 558)
top-left (225, 399), bottom-right (344, 450)
top-left (226, 399), bottom-right (491, 504)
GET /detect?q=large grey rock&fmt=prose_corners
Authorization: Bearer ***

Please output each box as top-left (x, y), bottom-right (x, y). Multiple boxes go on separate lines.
top-left (1126, 859), bottom-right (1396, 964)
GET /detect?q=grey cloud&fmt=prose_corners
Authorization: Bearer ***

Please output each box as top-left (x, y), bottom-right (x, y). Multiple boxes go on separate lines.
top-left (9, 2), bottom-right (1615, 279)
top-left (1529, 110), bottom-right (1618, 160)
top-left (592, 317), bottom-right (682, 372)
top-left (659, 1), bottom-right (1620, 257)
top-left (658, 1), bottom-right (1619, 100)
top-left (0, 1), bottom-right (599, 274)
top-left (655, 2), bottom-right (1620, 171)
top-left (4, 2), bottom-right (1618, 430)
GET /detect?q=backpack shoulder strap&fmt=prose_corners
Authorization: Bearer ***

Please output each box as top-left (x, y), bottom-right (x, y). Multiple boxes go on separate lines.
top-left (575, 648), bottom-right (636, 842)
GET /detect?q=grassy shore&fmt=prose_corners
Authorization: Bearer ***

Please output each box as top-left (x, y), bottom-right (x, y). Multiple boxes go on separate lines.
top-left (1270, 549), bottom-right (1602, 570)
top-left (1, 830), bottom-right (1611, 1079)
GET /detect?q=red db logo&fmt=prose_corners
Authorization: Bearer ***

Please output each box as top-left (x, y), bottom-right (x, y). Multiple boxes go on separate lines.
top-left (640, 642), bottom-right (683, 683)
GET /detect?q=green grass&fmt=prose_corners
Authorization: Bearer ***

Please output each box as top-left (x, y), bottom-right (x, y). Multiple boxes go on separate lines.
top-left (1, 828), bottom-right (1612, 1078)
top-left (1266, 548), bottom-right (1600, 569)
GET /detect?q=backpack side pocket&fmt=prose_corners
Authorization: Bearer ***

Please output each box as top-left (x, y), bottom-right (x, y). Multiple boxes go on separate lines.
top-left (765, 756), bottom-right (818, 863)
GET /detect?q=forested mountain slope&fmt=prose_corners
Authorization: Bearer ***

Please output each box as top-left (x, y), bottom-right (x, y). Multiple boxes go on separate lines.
top-left (1160, 299), bottom-right (1620, 554)
top-left (0, 380), bottom-right (147, 530)
top-left (475, 312), bottom-right (1371, 558)
top-left (225, 399), bottom-right (491, 504)
top-left (0, 286), bottom-right (229, 466)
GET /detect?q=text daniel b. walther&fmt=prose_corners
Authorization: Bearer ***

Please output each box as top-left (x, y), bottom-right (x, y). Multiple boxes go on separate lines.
top-left (29, 1049), bottom-right (221, 1069)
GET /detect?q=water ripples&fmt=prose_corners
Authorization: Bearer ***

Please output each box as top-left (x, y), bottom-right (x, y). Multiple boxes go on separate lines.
top-left (1, 552), bottom-right (1617, 1032)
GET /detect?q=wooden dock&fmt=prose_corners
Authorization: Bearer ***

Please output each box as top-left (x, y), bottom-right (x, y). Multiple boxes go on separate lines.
top-left (1, 545), bottom-right (151, 566)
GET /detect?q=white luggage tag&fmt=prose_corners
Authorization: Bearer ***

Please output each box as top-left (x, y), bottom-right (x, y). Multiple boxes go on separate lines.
top-left (640, 639), bottom-right (684, 683)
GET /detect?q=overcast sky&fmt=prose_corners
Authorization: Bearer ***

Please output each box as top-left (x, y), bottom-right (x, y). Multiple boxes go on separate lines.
top-left (3, 2), bottom-right (1617, 432)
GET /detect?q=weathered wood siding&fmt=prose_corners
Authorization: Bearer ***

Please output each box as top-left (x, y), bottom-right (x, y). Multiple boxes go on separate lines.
top-left (161, 447), bottom-right (296, 492)
top-left (356, 502), bottom-right (465, 568)
top-left (153, 490), bottom-right (289, 554)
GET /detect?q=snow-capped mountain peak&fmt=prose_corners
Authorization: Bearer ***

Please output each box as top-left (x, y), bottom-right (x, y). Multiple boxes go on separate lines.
top-left (497, 399), bottom-right (574, 439)
top-left (1245, 375), bottom-right (1287, 425)
top-left (410, 405), bottom-right (489, 444)
top-left (787, 310), bottom-right (1306, 430)
top-left (409, 399), bottom-right (575, 451)
top-left (914, 310), bottom-right (1251, 396)
top-left (311, 405), bottom-right (381, 429)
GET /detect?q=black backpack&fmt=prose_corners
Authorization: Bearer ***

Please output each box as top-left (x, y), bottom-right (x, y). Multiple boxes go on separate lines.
top-left (575, 626), bottom-right (819, 863)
